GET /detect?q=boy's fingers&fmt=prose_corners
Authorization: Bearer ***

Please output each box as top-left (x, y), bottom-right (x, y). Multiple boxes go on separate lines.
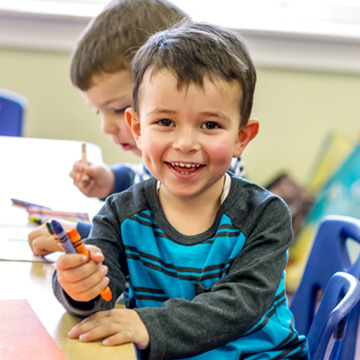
top-left (28, 225), bottom-right (43, 239)
top-left (63, 275), bottom-right (109, 302)
top-left (33, 237), bottom-right (63, 254)
top-left (70, 315), bottom-right (130, 344)
top-left (69, 312), bottom-right (107, 338)
top-left (74, 161), bottom-right (85, 171)
top-left (102, 331), bottom-right (134, 346)
top-left (87, 245), bottom-right (105, 262)
top-left (56, 253), bottom-right (88, 269)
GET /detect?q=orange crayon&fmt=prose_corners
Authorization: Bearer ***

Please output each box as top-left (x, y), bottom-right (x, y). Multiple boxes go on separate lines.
top-left (66, 228), bottom-right (112, 302)
top-left (66, 228), bottom-right (90, 260)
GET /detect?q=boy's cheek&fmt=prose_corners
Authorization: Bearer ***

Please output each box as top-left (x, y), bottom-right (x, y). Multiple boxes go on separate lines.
top-left (210, 144), bottom-right (235, 165)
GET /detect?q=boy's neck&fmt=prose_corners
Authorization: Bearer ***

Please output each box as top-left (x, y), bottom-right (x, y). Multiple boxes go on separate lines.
top-left (157, 175), bottom-right (227, 236)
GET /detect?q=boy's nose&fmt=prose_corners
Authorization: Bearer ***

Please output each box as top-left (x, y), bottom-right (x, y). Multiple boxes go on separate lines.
top-left (173, 128), bottom-right (200, 153)
top-left (101, 114), bottom-right (118, 135)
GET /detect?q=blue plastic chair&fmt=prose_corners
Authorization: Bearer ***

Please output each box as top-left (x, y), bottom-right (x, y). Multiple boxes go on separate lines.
top-left (290, 215), bottom-right (360, 359)
top-left (307, 271), bottom-right (360, 360)
top-left (0, 88), bottom-right (28, 136)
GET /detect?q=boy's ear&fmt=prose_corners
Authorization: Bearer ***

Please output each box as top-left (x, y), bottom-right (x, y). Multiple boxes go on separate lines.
top-left (233, 119), bottom-right (259, 157)
top-left (125, 108), bottom-right (142, 150)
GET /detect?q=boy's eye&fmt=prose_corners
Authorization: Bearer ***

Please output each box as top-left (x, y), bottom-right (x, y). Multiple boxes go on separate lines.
top-left (114, 106), bottom-right (129, 114)
top-left (157, 119), bottom-right (174, 127)
top-left (202, 121), bottom-right (220, 130)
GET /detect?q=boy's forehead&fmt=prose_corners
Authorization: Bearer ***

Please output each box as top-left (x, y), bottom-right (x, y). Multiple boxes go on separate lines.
top-left (138, 67), bottom-right (243, 123)
top-left (83, 70), bottom-right (134, 105)
top-left (140, 66), bottom-right (242, 99)
top-left (90, 70), bottom-right (133, 88)
top-left (142, 66), bottom-right (171, 84)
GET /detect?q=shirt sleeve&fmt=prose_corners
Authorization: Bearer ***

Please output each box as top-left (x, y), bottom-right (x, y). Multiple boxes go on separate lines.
top-left (76, 220), bottom-right (92, 239)
top-left (110, 163), bottom-right (136, 194)
top-left (52, 272), bottom-right (113, 317)
top-left (52, 198), bottom-right (128, 316)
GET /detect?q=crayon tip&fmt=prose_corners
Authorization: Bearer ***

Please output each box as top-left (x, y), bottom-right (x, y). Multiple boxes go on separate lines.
top-left (82, 176), bottom-right (90, 187)
top-left (46, 221), bottom-right (54, 234)
top-left (67, 227), bottom-right (80, 239)
top-left (101, 287), bottom-right (113, 302)
top-left (51, 219), bottom-right (62, 233)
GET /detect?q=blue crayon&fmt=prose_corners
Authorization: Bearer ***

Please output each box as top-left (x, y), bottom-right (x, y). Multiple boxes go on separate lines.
top-left (51, 219), bottom-right (77, 254)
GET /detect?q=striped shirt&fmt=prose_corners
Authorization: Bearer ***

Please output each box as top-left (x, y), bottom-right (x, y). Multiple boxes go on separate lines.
top-left (56, 174), bottom-right (309, 359)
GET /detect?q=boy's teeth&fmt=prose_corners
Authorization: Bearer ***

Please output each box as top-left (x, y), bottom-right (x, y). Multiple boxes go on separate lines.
top-left (171, 162), bottom-right (200, 168)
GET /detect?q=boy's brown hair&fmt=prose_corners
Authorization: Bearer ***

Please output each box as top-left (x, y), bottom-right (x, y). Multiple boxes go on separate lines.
top-left (70, 0), bottom-right (190, 90)
top-left (131, 22), bottom-right (256, 127)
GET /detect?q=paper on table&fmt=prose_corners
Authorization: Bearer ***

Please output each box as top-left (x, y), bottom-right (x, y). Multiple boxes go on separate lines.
top-left (0, 227), bottom-right (61, 263)
top-left (0, 299), bottom-right (67, 360)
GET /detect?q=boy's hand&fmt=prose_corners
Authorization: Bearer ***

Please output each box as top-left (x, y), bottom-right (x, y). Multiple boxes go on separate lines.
top-left (56, 245), bottom-right (110, 302)
top-left (69, 161), bottom-right (115, 199)
top-left (68, 309), bottom-right (150, 350)
top-left (28, 218), bottom-right (73, 256)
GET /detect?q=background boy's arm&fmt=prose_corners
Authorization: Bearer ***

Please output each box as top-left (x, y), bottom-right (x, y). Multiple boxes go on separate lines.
top-left (28, 162), bottom-right (137, 256)
top-left (28, 219), bottom-right (92, 256)
top-left (69, 160), bottom-right (115, 199)
top-left (110, 163), bottom-right (136, 193)
top-left (110, 162), bottom-right (152, 193)
top-left (28, 218), bottom-right (72, 256)
top-left (70, 160), bottom-right (147, 199)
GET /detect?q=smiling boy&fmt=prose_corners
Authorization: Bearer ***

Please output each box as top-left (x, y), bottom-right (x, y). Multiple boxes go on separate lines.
top-left (127, 68), bottom-right (256, 235)
top-left (53, 22), bottom-right (309, 359)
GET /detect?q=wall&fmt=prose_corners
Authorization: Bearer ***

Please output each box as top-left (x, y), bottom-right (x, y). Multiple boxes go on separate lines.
top-left (1, 46), bottom-right (359, 187)
top-left (0, 47), bottom-right (140, 168)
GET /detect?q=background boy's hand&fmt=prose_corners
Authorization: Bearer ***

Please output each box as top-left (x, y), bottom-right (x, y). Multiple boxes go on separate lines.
top-left (28, 218), bottom-right (74, 256)
top-left (69, 161), bottom-right (115, 199)
top-left (68, 309), bottom-right (150, 350)
top-left (56, 245), bottom-right (110, 302)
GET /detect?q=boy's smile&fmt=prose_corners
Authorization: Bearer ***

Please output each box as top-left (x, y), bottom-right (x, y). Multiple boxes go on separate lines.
top-left (127, 68), bottom-right (256, 202)
top-left (168, 162), bottom-right (202, 175)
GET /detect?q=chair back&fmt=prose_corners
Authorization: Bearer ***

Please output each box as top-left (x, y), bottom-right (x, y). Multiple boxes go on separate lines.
top-left (290, 215), bottom-right (360, 359)
top-left (0, 88), bottom-right (28, 136)
top-left (307, 271), bottom-right (360, 360)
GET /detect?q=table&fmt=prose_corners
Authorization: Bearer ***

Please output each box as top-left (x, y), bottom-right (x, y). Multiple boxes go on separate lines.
top-left (0, 261), bottom-right (137, 359)
top-left (0, 136), bottom-right (136, 360)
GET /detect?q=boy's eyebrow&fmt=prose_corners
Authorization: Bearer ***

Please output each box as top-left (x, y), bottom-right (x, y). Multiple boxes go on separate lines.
top-left (146, 108), bottom-right (177, 116)
top-left (103, 97), bottom-right (131, 106)
top-left (199, 110), bottom-right (229, 119)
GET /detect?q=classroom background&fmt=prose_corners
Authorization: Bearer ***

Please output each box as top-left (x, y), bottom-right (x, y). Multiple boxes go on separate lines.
top-left (2, 3), bottom-right (360, 356)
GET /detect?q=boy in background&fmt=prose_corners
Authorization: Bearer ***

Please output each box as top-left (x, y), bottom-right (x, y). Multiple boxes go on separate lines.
top-left (28, 0), bottom-right (245, 256)
top-left (53, 21), bottom-right (309, 359)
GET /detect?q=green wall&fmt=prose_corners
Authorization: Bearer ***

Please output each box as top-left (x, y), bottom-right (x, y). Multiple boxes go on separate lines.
top-left (1, 47), bottom-right (359, 187)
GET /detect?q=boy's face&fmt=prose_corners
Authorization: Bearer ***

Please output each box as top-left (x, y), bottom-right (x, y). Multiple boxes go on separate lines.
top-left (127, 68), bottom-right (258, 200)
top-left (81, 70), bottom-right (141, 157)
